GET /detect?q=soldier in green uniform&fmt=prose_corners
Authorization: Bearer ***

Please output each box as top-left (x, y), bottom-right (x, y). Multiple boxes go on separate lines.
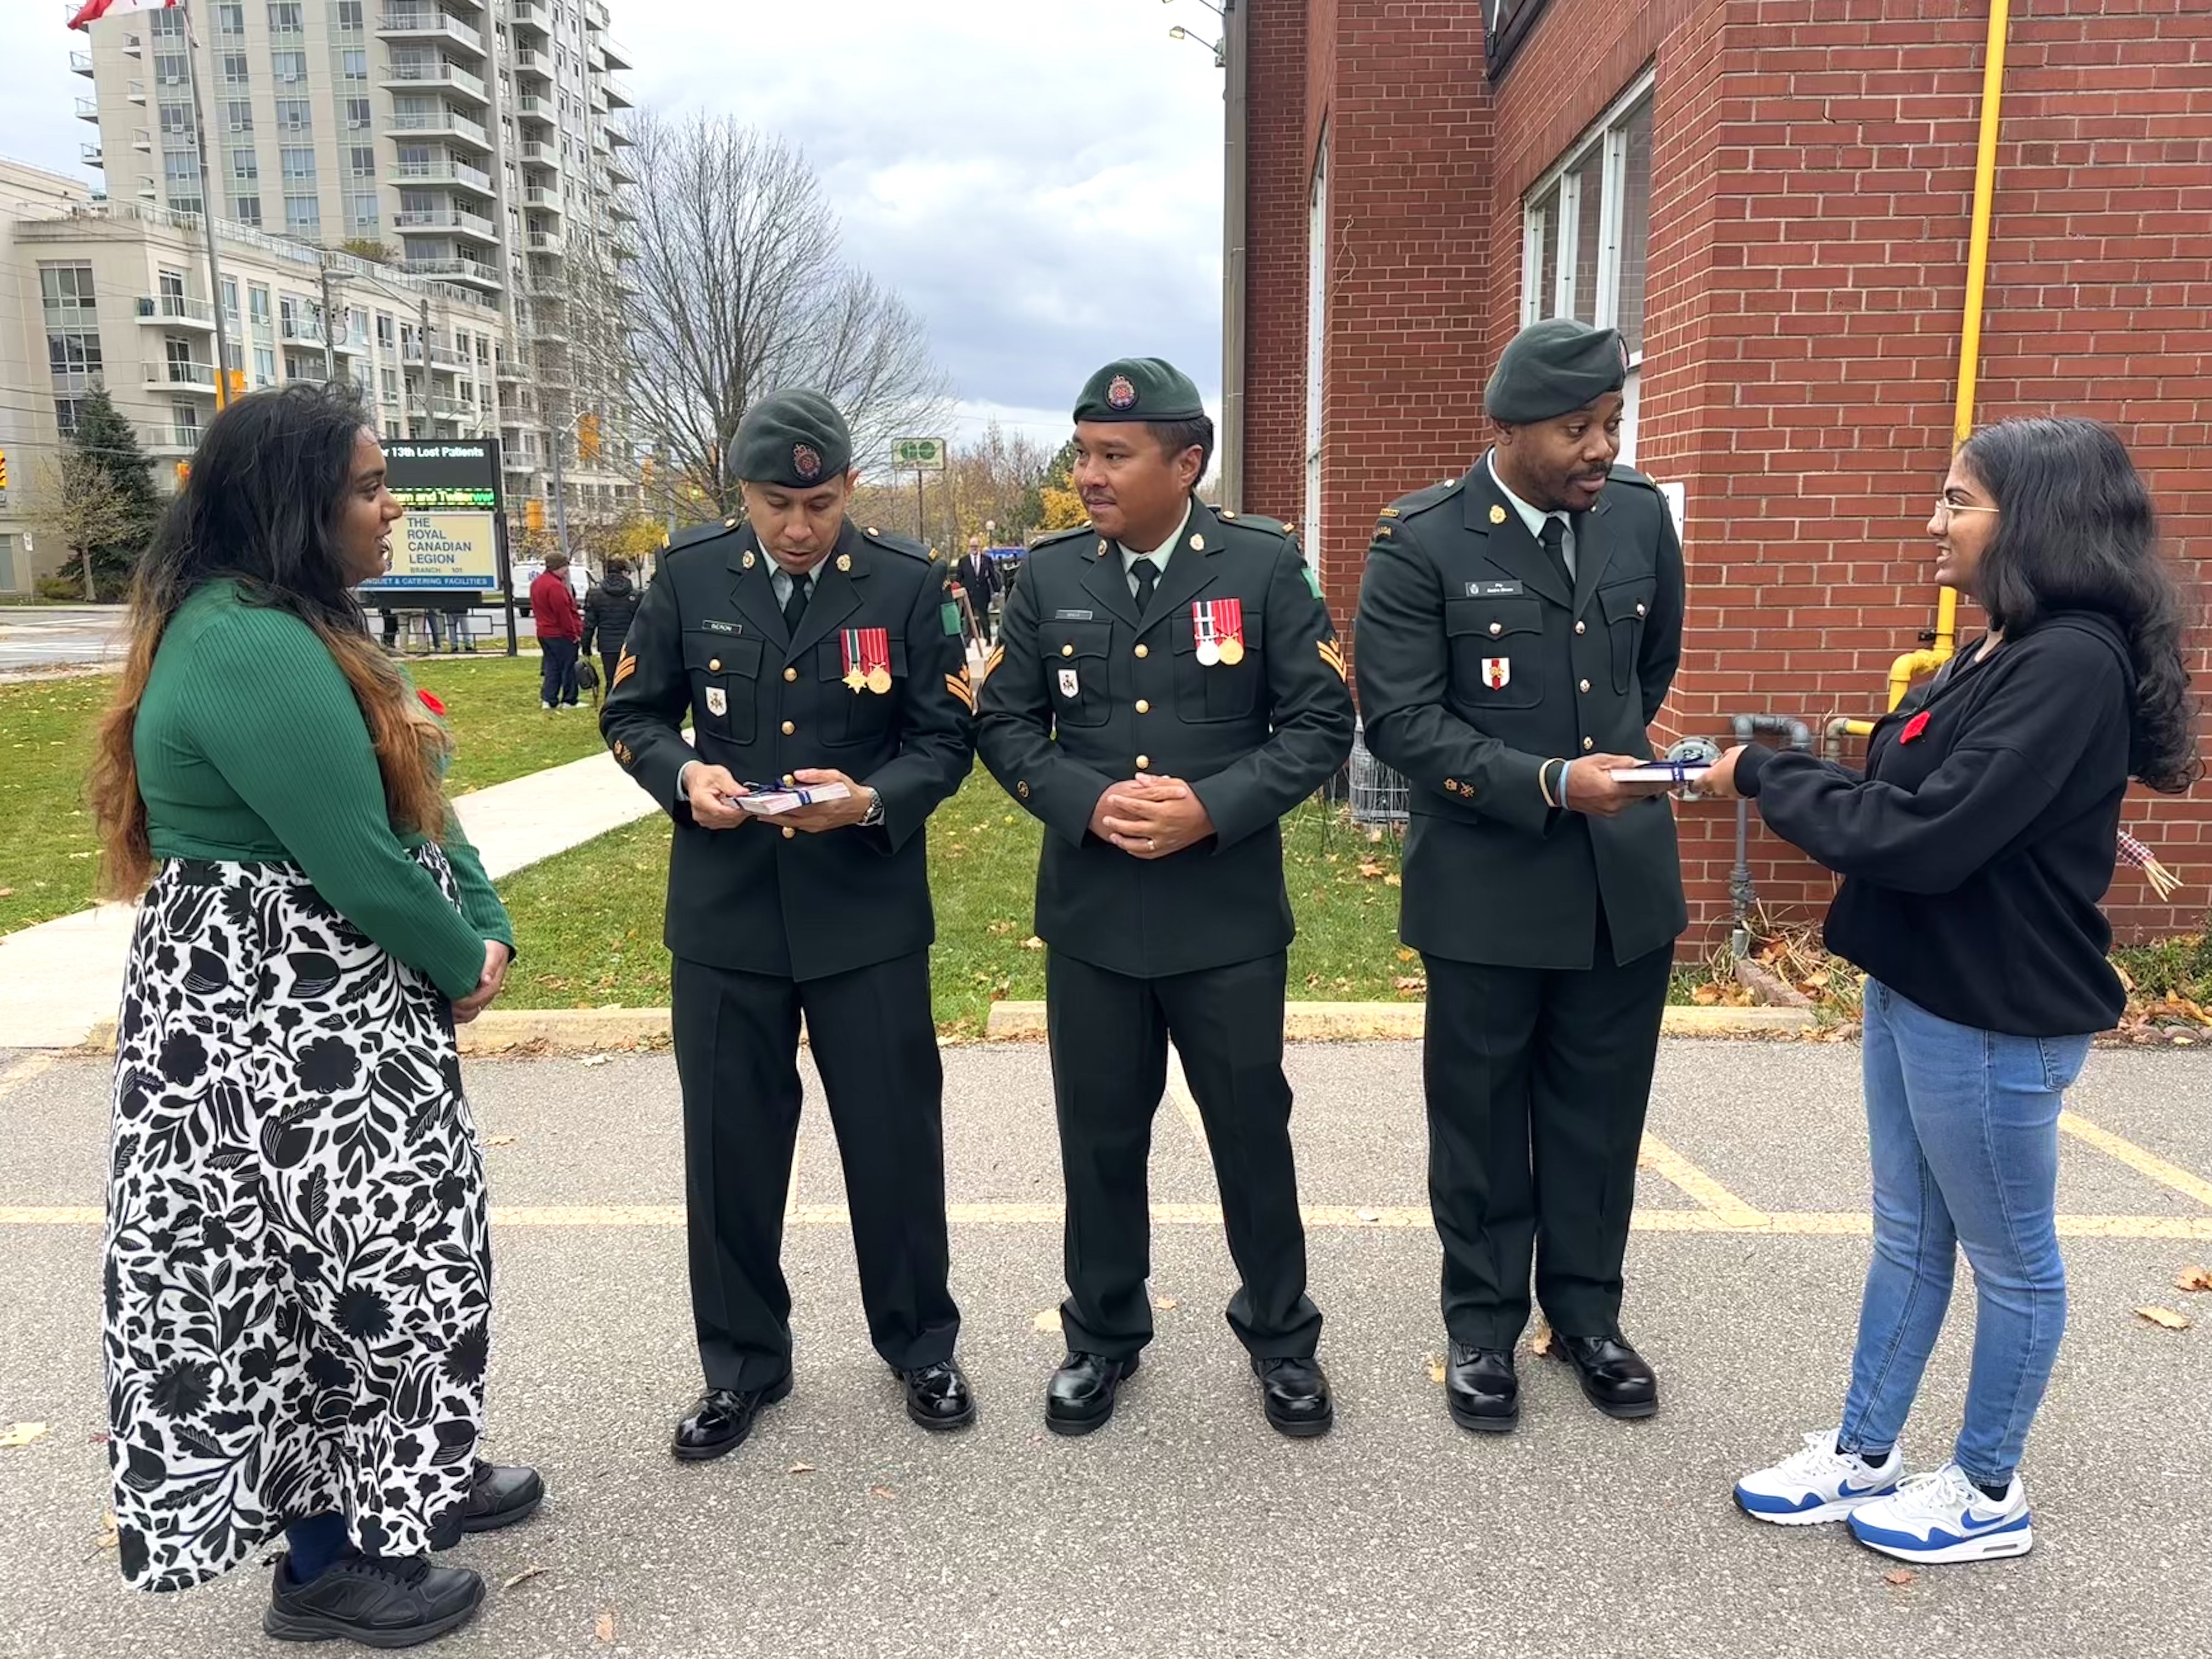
top-left (1353, 319), bottom-right (1688, 1436)
top-left (601, 390), bottom-right (979, 1459)
top-left (975, 358), bottom-right (1356, 1438)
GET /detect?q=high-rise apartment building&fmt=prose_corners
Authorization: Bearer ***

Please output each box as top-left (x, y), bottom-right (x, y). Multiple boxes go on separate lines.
top-left (68, 0), bottom-right (639, 526)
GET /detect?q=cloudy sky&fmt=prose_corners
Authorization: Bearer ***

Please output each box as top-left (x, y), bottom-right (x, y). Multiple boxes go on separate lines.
top-left (4, 0), bottom-right (1231, 449)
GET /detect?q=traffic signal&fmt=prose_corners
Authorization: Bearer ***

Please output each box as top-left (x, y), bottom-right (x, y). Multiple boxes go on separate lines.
top-left (225, 369), bottom-right (247, 402)
top-left (0, 447), bottom-right (8, 492)
top-left (525, 498), bottom-right (546, 533)
top-left (175, 460), bottom-right (191, 487)
top-left (578, 412), bottom-right (601, 464)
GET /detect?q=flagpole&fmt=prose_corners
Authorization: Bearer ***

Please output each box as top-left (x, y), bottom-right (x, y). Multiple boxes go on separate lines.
top-left (177, 1), bottom-right (233, 409)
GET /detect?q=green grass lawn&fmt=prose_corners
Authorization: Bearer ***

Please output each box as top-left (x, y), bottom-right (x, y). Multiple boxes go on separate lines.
top-left (493, 777), bottom-right (1424, 1036)
top-left (0, 654), bottom-right (600, 934)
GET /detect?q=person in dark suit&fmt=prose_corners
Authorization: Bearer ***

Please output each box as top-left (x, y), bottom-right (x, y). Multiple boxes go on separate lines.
top-left (601, 390), bottom-right (979, 1459)
top-left (956, 535), bottom-right (1001, 644)
top-left (975, 358), bottom-right (1356, 1438)
top-left (1353, 319), bottom-right (1688, 1435)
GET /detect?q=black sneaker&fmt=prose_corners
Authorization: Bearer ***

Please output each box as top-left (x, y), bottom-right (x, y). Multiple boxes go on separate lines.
top-left (263, 1551), bottom-right (485, 1649)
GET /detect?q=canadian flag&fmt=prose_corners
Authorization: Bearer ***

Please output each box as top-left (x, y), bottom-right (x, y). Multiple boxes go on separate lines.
top-left (69, 0), bottom-right (182, 29)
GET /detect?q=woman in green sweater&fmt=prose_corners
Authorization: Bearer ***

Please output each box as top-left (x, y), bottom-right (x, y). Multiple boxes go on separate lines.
top-left (89, 384), bottom-right (540, 1648)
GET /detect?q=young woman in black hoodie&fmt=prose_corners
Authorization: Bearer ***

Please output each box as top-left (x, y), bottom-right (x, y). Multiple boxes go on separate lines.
top-left (1708, 418), bottom-right (2197, 1565)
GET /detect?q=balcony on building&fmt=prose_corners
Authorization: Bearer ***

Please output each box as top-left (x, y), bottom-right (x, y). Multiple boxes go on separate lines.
top-left (127, 78), bottom-right (146, 104)
top-left (523, 186), bottom-right (562, 217)
top-left (71, 48), bottom-right (93, 77)
top-left (599, 32), bottom-right (634, 72)
top-left (76, 96), bottom-right (100, 125)
top-left (604, 153), bottom-right (636, 187)
top-left (606, 195), bottom-right (637, 223)
top-left (526, 227), bottom-right (565, 256)
top-left (390, 106), bottom-right (492, 151)
top-left (520, 140), bottom-right (561, 173)
top-left (384, 54), bottom-right (489, 105)
top-left (132, 127), bottom-right (153, 153)
top-left (397, 205), bottom-right (498, 244)
top-left (397, 256), bottom-right (502, 291)
top-left (522, 317), bottom-right (569, 347)
top-left (376, 7), bottom-right (486, 56)
top-left (142, 424), bottom-right (204, 457)
top-left (393, 151), bottom-right (495, 196)
top-left (119, 30), bottom-right (143, 58)
top-left (515, 92), bottom-right (554, 128)
top-left (512, 46), bottom-right (552, 84)
top-left (509, 0), bottom-right (550, 37)
top-left (137, 294), bottom-right (217, 330)
top-left (601, 73), bottom-right (634, 110)
top-left (145, 360), bottom-right (219, 394)
top-left (403, 338), bottom-right (471, 371)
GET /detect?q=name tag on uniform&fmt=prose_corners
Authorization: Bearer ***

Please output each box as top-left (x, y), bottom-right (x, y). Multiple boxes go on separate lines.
top-left (703, 619), bottom-right (740, 635)
top-left (1466, 581), bottom-right (1524, 597)
top-left (1053, 609), bottom-right (1095, 621)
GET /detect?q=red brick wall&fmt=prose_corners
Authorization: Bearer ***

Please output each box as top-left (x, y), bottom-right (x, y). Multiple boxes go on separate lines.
top-left (1245, 0), bottom-right (2212, 948)
top-left (1239, 0), bottom-right (1312, 533)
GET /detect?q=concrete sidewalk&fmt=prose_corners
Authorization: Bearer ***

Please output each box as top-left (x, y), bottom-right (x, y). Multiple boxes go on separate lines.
top-left (0, 748), bottom-right (655, 1049)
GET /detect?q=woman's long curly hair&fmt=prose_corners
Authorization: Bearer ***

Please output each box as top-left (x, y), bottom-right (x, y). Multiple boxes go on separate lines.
top-left (89, 383), bottom-right (449, 898)
top-left (1960, 416), bottom-right (2200, 794)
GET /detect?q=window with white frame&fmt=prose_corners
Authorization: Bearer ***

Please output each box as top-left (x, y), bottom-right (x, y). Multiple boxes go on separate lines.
top-left (1302, 128), bottom-right (1327, 570)
top-left (1520, 74), bottom-right (1654, 454)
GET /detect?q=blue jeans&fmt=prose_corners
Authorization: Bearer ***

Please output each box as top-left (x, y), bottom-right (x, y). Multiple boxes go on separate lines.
top-left (540, 636), bottom-right (579, 707)
top-left (1837, 980), bottom-right (2092, 1487)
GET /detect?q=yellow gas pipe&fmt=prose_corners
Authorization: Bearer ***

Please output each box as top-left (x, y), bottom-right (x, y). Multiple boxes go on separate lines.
top-left (1866, 0), bottom-right (2010, 720)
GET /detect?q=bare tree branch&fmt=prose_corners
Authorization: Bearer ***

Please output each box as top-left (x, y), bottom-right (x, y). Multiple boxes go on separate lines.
top-left (20, 455), bottom-right (143, 600)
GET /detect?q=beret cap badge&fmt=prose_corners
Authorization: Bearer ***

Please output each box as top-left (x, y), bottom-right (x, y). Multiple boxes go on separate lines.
top-left (1107, 375), bottom-right (1138, 411)
top-left (793, 443), bottom-right (823, 483)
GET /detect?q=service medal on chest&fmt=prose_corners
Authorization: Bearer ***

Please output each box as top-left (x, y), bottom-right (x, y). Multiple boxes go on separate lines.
top-left (840, 627), bottom-right (893, 695)
top-left (1192, 597), bottom-right (1246, 668)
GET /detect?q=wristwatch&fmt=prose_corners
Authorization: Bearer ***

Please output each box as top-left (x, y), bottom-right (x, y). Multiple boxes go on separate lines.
top-left (861, 787), bottom-right (885, 827)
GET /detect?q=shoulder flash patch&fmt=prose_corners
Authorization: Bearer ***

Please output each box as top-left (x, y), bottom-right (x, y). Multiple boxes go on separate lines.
top-left (1378, 507), bottom-right (1400, 518)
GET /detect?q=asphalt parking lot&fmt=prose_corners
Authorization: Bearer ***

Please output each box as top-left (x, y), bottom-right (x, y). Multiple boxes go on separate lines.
top-left (3, 1040), bottom-right (2208, 1658)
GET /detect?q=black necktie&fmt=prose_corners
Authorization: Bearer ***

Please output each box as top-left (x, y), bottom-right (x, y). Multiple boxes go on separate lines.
top-left (1131, 556), bottom-right (1160, 614)
top-left (1539, 516), bottom-right (1571, 590)
top-left (783, 573), bottom-right (810, 635)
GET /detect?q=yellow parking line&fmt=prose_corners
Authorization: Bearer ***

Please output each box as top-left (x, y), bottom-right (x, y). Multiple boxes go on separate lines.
top-left (1638, 1132), bottom-right (1770, 1226)
top-left (1165, 1045), bottom-right (1209, 1155)
top-left (5, 1203), bottom-right (2206, 1239)
top-left (2059, 1110), bottom-right (2212, 1208)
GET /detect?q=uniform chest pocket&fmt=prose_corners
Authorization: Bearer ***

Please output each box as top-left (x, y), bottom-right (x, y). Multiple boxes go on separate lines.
top-left (812, 637), bottom-right (910, 746)
top-left (1446, 596), bottom-right (1544, 710)
top-left (1170, 606), bottom-right (1267, 723)
top-left (685, 631), bottom-right (761, 743)
top-left (1041, 621), bottom-right (1113, 728)
top-left (1598, 578), bottom-right (1656, 695)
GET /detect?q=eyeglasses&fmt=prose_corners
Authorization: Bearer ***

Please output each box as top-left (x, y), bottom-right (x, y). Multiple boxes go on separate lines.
top-left (1933, 499), bottom-right (2000, 525)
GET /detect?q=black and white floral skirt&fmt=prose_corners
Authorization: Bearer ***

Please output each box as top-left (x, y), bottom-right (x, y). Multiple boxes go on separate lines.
top-left (104, 850), bottom-right (490, 1592)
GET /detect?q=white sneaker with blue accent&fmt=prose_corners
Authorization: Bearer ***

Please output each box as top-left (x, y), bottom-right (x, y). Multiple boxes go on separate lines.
top-left (1847, 1463), bottom-right (2033, 1563)
top-left (1735, 1430), bottom-right (1904, 1525)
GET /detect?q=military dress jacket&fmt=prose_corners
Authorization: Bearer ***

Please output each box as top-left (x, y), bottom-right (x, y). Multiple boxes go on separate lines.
top-left (975, 500), bottom-right (1356, 979)
top-left (600, 517), bottom-right (975, 981)
top-left (1353, 459), bottom-right (1688, 970)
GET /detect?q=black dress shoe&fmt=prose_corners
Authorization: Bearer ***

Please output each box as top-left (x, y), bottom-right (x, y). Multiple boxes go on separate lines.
top-left (1550, 1333), bottom-right (1658, 1419)
top-left (1445, 1341), bottom-right (1520, 1434)
top-left (1044, 1350), bottom-right (1139, 1437)
top-left (670, 1376), bottom-right (794, 1462)
top-left (264, 1551), bottom-right (484, 1648)
top-left (1251, 1355), bottom-right (1334, 1438)
top-left (898, 1358), bottom-right (976, 1430)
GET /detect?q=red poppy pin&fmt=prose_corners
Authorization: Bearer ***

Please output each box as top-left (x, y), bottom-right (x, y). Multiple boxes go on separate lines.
top-left (1899, 710), bottom-right (1931, 745)
top-left (417, 689), bottom-right (447, 717)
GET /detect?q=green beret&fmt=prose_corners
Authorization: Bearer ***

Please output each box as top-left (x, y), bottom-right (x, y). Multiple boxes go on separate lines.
top-left (736, 390), bottom-right (851, 487)
top-left (1484, 319), bottom-right (1629, 424)
top-left (1074, 357), bottom-right (1205, 424)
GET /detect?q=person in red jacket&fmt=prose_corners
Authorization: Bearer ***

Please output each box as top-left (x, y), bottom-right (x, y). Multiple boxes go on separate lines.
top-left (529, 551), bottom-right (584, 710)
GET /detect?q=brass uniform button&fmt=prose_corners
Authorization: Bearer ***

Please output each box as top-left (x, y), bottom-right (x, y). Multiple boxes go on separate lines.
top-left (783, 667), bottom-right (798, 682)
top-left (1575, 620), bottom-right (1587, 635)
top-left (1579, 679), bottom-right (1591, 693)
top-left (782, 826), bottom-right (796, 839)
top-left (1444, 778), bottom-right (1458, 792)
top-left (781, 720), bottom-right (795, 736)
top-left (1582, 737), bottom-right (1595, 752)
top-left (1136, 699), bottom-right (1150, 714)
top-left (1017, 781), bottom-right (1030, 799)
top-left (1062, 644), bottom-right (1075, 657)
top-left (1488, 622), bottom-right (1503, 637)
top-left (1135, 755), bottom-right (1151, 770)
top-left (1637, 603), bottom-right (1648, 617)
top-left (708, 658), bottom-right (722, 672)
top-left (782, 774), bottom-right (795, 786)
top-left (1135, 644), bottom-right (1149, 659)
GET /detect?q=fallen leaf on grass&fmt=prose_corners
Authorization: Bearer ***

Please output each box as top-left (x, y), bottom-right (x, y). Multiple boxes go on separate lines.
top-left (0, 888), bottom-right (13, 898)
top-left (1528, 1321), bottom-right (1555, 1359)
top-left (0, 1423), bottom-right (50, 1449)
top-left (1392, 977), bottom-right (1426, 996)
top-left (97, 1511), bottom-right (118, 1551)
top-left (868, 1484), bottom-right (897, 1500)
top-left (1032, 1308), bottom-right (1062, 1334)
top-left (2177, 1264), bottom-right (2212, 1294)
top-left (1356, 860), bottom-right (1386, 879)
top-left (1153, 1296), bottom-right (1179, 1311)
top-left (1397, 947), bottom-right (1418, 963)
top-left (594, 1607), bottom-right (617, 1644)
top-left (1883, 1568), bottom-right (1916, 1588)
top-left (1385, 874), bottom-right (1402, 888)
top-left (501, 1565), bottom-right (545, 1590)
top-left (484, 1135), bottom-right (518, 1148)
top-left (2134, 1305), bottom-right (2193, 1331)
top-left (1425, 1354), bottom-right (1446, 1386)
top-left (1021, 936), bottom-right (1045, 951)
top-left (787, 1461), bottom-right (816, 1476)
